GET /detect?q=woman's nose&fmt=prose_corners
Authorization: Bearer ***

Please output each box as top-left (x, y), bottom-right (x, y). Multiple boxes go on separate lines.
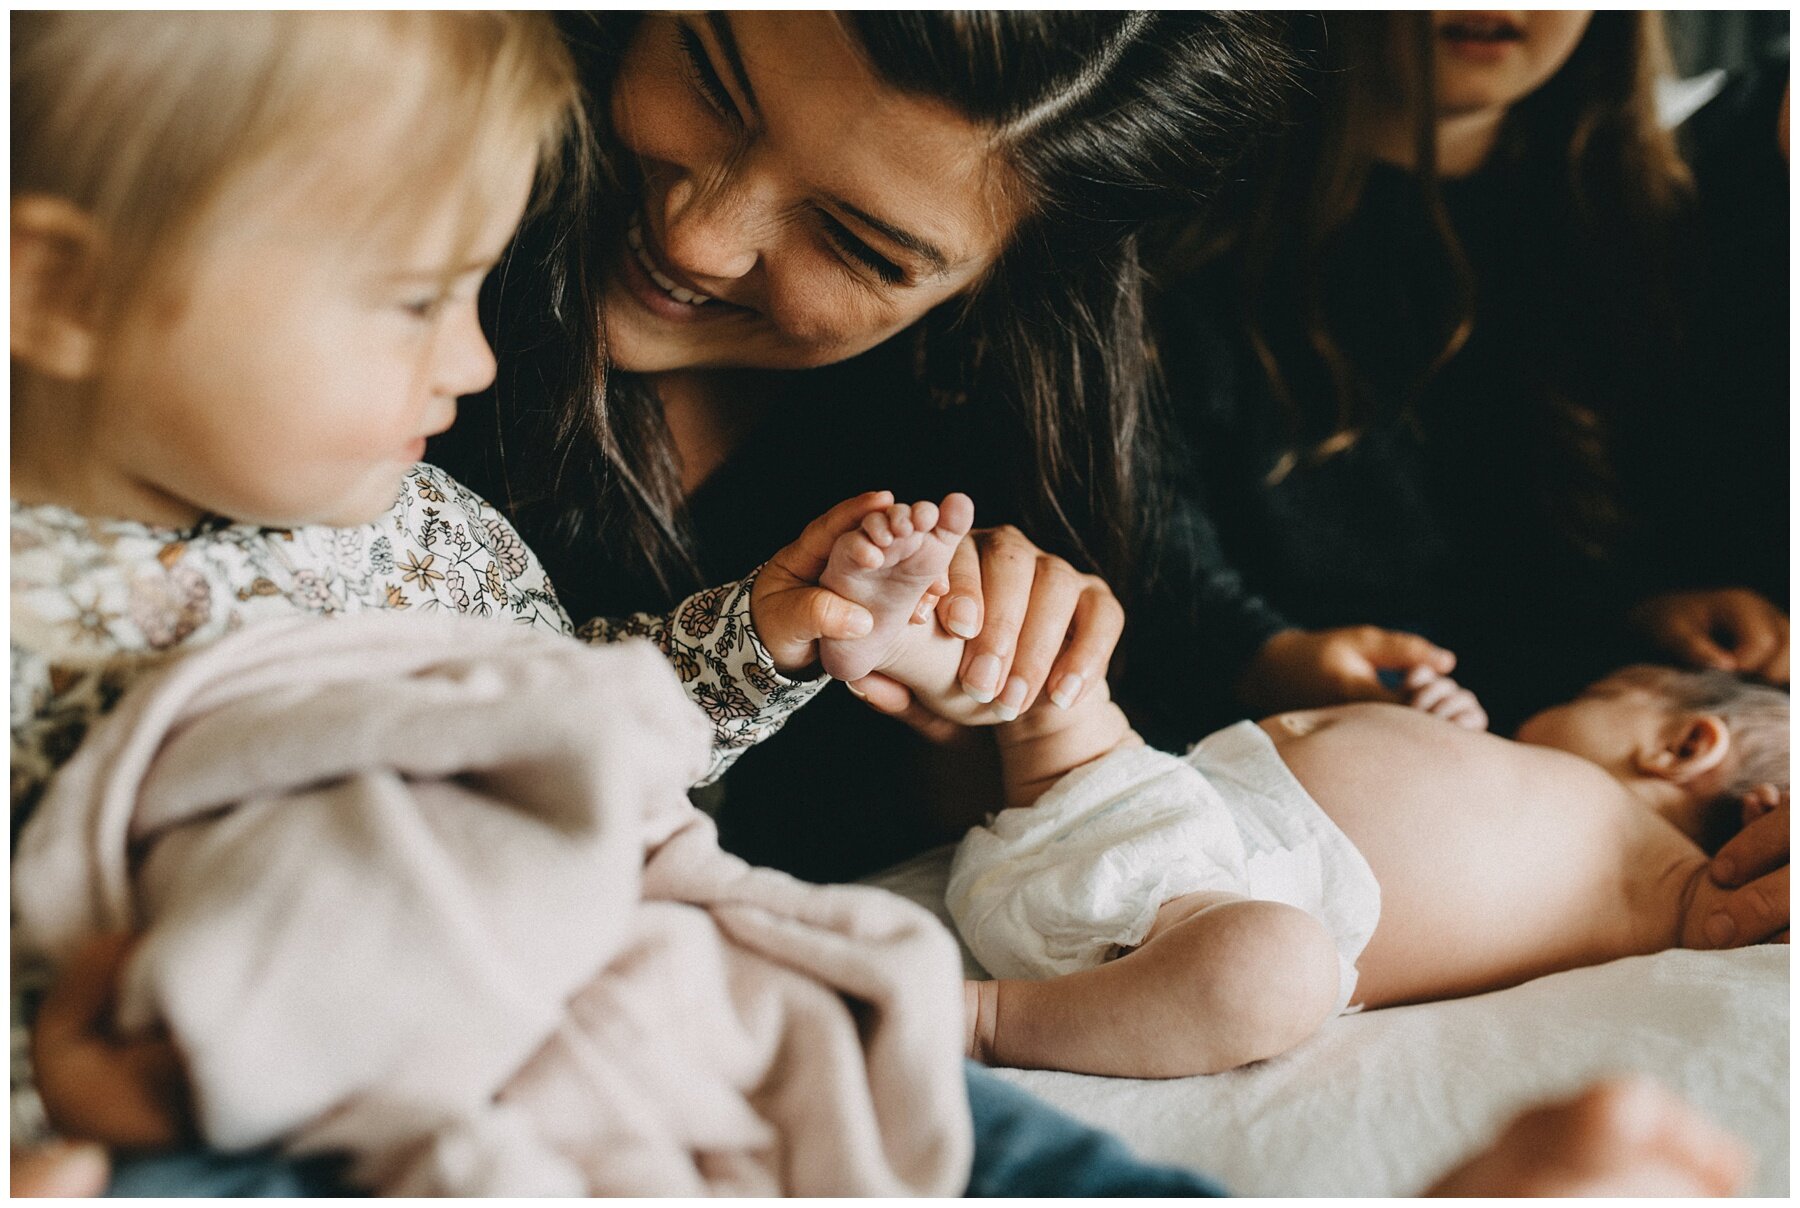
top-left (659, 171), bottom-right (764, 283)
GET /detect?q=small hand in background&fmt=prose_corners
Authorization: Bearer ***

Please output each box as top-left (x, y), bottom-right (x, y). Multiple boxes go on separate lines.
top-left (1631, 588), bottom-right (1789, 686)
top-left (1401, 664), bottom-right (1489, 731)
top-left (10, 1140), bottom-right (110, 1197)
top-left (1696, 785), bottom-right (1789, 948)
top-left (32, 934), bottom-right (194, 1150)
top-left (1239, 626), bottom-right (1458, 715)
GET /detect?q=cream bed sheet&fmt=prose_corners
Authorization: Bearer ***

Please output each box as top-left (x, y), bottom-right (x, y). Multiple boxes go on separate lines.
top-left (865, 845), bottom-right (1790, 1197)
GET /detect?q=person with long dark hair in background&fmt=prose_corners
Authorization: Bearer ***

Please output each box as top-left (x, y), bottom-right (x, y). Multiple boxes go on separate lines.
top-left (1126, 11), bottom-right (1786, 946)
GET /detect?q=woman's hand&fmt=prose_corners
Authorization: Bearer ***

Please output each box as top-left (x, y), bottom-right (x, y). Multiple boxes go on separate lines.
top-left (32, 934), bottom-right (194, 1150)
top-left (1630, 589), bottom-right (1789, 685)
top-left (1238, 626), bottom-right (1458, 716)
top-left (850, 525), bottom-right (1124, 731)
top-left (1693, 786), bottom-right (1789, 948)
top-left (937, 526), bottom-right (1124, 717)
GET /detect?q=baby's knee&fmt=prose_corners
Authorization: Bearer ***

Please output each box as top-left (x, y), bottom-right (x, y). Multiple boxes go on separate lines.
top-left (1181, 899), bottom-right (1340, 1067)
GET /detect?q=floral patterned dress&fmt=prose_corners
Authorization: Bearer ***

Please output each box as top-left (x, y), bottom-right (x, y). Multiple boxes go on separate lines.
top-left (10, 462), bottom-right (825, 1145)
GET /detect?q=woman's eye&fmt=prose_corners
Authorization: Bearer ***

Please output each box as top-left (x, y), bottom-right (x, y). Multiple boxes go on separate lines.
top-left (677, 24), bottom-right (737, 120)
top-left (818, 211), bottom-right (906, 285)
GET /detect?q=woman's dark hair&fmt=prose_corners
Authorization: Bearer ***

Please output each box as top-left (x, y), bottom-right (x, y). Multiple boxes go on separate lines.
top-left (1182, 12), bottom-right (1690, 559)
top-left (463, 12), bottom-right (1297, 611)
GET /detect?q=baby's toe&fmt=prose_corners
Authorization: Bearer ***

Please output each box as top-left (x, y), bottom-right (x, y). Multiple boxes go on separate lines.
top-left (936, 492), bottom-right (975, 540)
top-left (886, 503), bottom-right (914, 539)
top-left (864, 511), bottom-right (894, 547)
top-left (911, 499), bottom-right (939, 533)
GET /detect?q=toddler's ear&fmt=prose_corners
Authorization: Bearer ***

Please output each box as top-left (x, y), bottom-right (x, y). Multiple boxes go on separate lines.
top-left (1638, 713), bottom-right (1731, 786)
top-left (12, 195), bottom-right (102, 381)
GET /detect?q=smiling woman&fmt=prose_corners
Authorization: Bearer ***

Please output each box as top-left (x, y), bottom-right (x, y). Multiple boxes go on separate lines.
top-left (432, 10), bottom-right (1299, 878)
top-left (601, 12), bottom-right (1020, 374)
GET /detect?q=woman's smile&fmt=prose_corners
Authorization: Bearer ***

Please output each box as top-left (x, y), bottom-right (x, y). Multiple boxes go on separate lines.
top-left (618, 212), bottom-right (740, 324)
top-left (599, 12), bottom-right (1013, 374)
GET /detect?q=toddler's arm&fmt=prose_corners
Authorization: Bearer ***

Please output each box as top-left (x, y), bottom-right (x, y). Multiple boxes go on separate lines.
top-left (575, 493), bottom-right (891, 786)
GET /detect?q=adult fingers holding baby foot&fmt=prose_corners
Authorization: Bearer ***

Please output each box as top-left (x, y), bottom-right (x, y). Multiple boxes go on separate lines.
top-left (938, 527), bottom-right (1119, 719)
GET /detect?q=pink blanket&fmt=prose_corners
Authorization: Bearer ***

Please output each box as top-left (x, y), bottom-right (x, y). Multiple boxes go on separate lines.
top-left (13, 614), bottom-right (971, 1195)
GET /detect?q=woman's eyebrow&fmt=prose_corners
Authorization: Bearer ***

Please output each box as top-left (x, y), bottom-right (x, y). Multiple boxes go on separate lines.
top-left (708, 11), bottom-right (952, 276)
top-left (705, 13), bottom-right (760, 117)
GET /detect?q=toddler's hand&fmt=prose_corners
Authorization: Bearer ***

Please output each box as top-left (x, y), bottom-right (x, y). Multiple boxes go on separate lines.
top-left (1239, 626), bottom-right (1457, 715)
top-left (1403, 665), bottom-right (1489, 731)
top-left (749, 492), bottom-right (894, 675)
top-left (1630, 588), bottom-right (1789, 686)
top-left (32, 934), bottom-right (194, 1150)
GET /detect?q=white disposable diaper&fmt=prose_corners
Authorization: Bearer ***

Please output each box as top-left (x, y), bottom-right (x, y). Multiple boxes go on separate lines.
top-left (946, 720), bottom-right (1380, 1015)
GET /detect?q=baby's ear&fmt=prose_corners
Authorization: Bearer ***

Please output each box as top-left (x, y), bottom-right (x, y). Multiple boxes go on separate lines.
top-left (12, 195), bottom-right (103, 381)
top-left (1637, 713), bottom-right (1731, 786)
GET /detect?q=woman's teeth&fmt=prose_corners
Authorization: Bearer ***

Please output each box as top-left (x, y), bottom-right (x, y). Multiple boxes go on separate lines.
top-left (627, 219), bottom-right (711, 306)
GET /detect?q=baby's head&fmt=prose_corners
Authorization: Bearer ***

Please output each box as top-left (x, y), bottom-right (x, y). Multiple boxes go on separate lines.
top-left (12, 12), bottom-right (579, 528)
top-left (1517, 665), bottom-right (1789, 846)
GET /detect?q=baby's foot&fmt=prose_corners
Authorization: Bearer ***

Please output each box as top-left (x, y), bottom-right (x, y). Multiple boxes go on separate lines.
top-left (818, 493), bottom-right (974, 682)
top-left (1425, 1077), bottom-right (1748, 1197)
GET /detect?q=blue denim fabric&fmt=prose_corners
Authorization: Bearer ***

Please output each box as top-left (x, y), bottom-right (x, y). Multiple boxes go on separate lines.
top-left (963, 1061), bottom-right (1228, 1197)
top-left (105, 1064), bottom-right (1227, 1197)
top-left (106, 1148), bottom-right (357, 1198)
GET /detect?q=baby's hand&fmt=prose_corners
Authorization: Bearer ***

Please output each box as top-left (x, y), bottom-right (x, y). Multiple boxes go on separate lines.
top-left (749, 492), bottom-right (896, 675)
top-left (1239, 626), bottom-right (1457, 714)
top-left (32, 935), bottom-right (194, 1149)
top-left (1402, 665), bottom-right (1489, 731)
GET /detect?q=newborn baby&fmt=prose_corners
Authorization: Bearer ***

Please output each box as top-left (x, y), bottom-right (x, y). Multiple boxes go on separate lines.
top-left (818, 506), bottom-right (1790, 1079)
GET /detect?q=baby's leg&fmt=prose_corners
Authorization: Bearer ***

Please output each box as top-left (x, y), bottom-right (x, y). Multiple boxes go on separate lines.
top-left (817, 493), bottom-right (974, 682)
top-left (965, 891), bottom-right (1341, 1078)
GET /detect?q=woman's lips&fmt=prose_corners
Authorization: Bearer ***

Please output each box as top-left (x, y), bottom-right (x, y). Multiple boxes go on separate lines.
top-left (1438, 15), bottom-right (1525, 64)
top-left (618, 214), bottom-right (740, 324)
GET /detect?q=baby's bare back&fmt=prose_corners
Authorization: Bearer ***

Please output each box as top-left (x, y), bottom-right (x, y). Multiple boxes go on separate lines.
top-left (1259, 704), bottom-right (1703, 1008)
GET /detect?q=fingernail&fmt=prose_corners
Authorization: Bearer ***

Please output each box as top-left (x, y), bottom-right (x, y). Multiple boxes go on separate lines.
top-left (1049, 673), bottom-right (1083, 709)
top-left (947, 597), bottom-right (979, 640)
top-left (1705, 912), bottom-right (1736, 947)
top-left (1714, 856), bottom-right (1736, 884)
top-left (845, 681), bottom-right (867, 700)
top-left (964, 653), bottom-right (1002, 702)
top-left (994, 676), bottom-right (1027, 721)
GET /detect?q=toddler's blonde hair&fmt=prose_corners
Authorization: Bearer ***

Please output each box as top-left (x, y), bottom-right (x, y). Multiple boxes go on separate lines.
top-left (13, 11), bottom-right (580, 333)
